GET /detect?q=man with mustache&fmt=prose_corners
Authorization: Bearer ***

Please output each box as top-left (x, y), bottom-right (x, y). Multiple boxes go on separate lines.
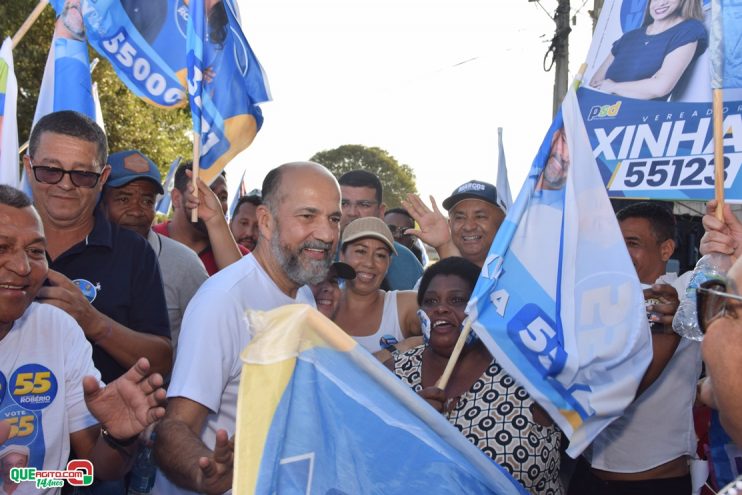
top-left (153, 163), bottom-right (248, 276)
top-left (154, 162), bottom-right (342, 495)
top-left (229, 194), bottom-right (261, 251)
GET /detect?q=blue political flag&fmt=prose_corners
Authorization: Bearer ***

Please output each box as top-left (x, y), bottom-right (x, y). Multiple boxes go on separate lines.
top-left (84, 0), bottom-right (270, 185)
top-left (710, 0), bottom-right (742, 89)
top-left (234, 305), bottom-right (527, 495)
top-left (466, 89), bottom-right (653, 457)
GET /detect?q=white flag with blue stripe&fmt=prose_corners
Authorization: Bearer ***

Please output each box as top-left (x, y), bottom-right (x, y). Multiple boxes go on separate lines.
top-left (467, 89), bottom-right (653, 457)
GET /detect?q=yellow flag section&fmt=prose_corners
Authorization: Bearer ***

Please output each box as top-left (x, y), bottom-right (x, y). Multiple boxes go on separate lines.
top-left (233, 304), bottom-right (527, 495)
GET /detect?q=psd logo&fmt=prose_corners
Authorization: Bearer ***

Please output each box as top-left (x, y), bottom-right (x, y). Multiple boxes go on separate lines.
top-left (587, 101), bottom-right (622, 121)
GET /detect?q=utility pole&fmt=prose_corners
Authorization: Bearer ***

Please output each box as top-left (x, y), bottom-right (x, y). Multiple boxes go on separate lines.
top-left (590, 0), bottom-right (604, 32)
top-left (552, 0), bottom-right (571, 116)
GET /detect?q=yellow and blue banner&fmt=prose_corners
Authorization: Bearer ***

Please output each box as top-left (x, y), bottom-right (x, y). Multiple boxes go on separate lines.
top-left (234, 305), bottom-right (527, 495)
top-left (0, 37), bottom-right (18, 188)
top-left (466, 89), bottom-right (653, 458)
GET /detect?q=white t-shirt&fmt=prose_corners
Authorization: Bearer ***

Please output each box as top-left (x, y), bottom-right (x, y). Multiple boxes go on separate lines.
top-left (0, 303), bottom-right (100, 494)
top-left (155, 254), bottom-right (315, 495)
top-left (584, 272), bottom-right (701, 472)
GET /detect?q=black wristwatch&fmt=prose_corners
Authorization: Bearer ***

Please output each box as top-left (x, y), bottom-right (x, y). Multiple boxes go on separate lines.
top-left (101, 427), bottom-right (138, 453)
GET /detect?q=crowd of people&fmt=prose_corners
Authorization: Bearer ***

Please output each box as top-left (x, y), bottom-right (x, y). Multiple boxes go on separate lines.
top-left (1, 109), bottom-right (742, 495)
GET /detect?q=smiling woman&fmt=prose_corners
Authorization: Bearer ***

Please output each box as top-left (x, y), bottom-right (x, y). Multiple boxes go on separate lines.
top-left (332, 217), bottom-right (421, 353)
top-left (392, 257), bottom-right (564, 494)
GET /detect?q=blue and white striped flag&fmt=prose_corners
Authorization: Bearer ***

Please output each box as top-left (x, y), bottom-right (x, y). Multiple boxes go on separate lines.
top-left (0, 37), bottom-right (18, 188)
top-left (466, 89), bottom-right (653, 457)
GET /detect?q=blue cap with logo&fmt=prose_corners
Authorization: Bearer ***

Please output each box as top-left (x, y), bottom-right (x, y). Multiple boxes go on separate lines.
top-left (442, 180), bottom-right (505, 212)
top-left (106, 150), bottom-right (164, 194)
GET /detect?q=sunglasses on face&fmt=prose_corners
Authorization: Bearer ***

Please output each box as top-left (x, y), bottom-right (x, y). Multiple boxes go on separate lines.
top-left (30, 160), bottom-right (102, 189)
top-left (696, 278), bottom-right (742, 334)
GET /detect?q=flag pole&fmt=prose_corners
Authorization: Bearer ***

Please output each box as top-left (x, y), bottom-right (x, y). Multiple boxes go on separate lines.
top-left (191, 133), bottom-right (200, 223)
top-left (435, 319), bottom-right (473, 390)
top-left (12, 0), bottom-right (49, 49)
top-left (713, 88), bottom-right (725, 221)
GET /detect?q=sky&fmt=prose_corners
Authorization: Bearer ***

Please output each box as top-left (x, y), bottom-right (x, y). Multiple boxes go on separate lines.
top-left (228, 0), bottom-right (595, 206)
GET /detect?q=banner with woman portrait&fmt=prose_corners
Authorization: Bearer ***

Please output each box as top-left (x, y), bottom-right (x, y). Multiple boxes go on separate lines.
top-left (580, 0), bottom-right (742, 201)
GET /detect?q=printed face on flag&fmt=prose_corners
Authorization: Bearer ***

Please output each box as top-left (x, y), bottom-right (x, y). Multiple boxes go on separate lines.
top-left (537, 126), bottom-right (570, 191)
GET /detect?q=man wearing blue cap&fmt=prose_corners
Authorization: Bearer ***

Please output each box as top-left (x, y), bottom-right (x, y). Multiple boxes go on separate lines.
top-left (103, 150), bottom-right (208, 355)
top-left (403, 180), bottom-right (506, 269)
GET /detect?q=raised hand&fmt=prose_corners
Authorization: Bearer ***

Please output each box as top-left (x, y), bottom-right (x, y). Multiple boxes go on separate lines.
top-left (700, 200), bottom-right (742, 261)
top-left (184, 169), bottom-right (225, 225)
top-left (402, 194), bottom-right (452, 248)
top-left (84, 358), bottom-right (166, 440)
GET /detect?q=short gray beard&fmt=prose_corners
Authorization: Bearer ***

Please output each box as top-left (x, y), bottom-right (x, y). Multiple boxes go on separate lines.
top-left (270, 220), bottom-right (332, 286)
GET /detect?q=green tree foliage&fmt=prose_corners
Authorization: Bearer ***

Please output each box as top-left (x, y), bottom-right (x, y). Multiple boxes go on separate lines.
top-left (0, 0), bottom-right (191, 172)
top-left (310, 144), bottom-right (417, 208)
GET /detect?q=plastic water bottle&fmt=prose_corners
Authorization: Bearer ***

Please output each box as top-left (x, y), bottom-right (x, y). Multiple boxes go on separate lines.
top-left (672, 252), bottom-right (731, 341)
top-left (127, 432), bottom-right (156, 495)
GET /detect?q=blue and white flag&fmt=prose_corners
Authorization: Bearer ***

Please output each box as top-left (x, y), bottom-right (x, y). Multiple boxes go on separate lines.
top-left (0, 37), bottom-right (18, 188)
top-left (234, 305), bottom-right (527, 495)
top-left (466, 89), bottom-right (653, 457)
top-left (227, 168), bottom-right (247, 219)
top-left (710, 0), bottom-right (742, 89)
top-left (83, 0), bottom-right (270, 185)
top-left (22, 3), bottom-right (100, 195)
top-left (155, 156), bottom-right (181, 216)
top-left (496, 127), bottom-right (513, 211)
top-left (185, 0), bottom-right (270, 185)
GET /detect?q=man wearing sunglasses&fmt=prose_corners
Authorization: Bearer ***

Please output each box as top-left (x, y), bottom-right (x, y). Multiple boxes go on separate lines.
top-left (569, 202), bottom-right (702, 495)
top-left (22, 111), bottom-right (172, 388)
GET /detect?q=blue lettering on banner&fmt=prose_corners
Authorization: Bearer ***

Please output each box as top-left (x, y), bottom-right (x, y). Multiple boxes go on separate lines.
top-left (507, 304), bottom-right (567, 377)
top-left (579, 88), bottom-right (742, 201)
top-left (100, 29), bottom-right (185, 106)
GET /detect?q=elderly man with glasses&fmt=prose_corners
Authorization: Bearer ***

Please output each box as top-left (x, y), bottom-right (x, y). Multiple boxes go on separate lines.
top-left (697, 201), bottom-right (742, 447)
top-left (22, 111), bottom-right (171, 386)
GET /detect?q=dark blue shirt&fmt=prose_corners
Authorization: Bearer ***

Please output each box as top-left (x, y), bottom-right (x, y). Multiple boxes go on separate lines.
top-left (49, 207), bottom-right (170, 383)
top-left (606, 18), bottom-right (707, 100)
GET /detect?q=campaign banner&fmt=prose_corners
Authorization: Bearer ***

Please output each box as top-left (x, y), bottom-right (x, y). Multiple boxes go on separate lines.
top-left (578, 87), bottom-right (742, 201)
top-left (83, 0), bottom-right (270, 184)
top-left (82, 0), bottom-right (189, 108)
top-left (234, 305), bottom-right (527, 495)
top-left (581, 0), bottom-right (742, 200)
top-left (467, 89), bottom-right (653, 457)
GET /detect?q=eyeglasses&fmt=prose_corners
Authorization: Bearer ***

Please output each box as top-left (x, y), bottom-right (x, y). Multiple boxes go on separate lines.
top-left (31, 162), bottom-right (102, 189)
top-left (696, 278), bottom-right (742, 334)
top-left (386, 224), bottom-right (412, 238)
top-left (341, 199), bottom-right (379, 210)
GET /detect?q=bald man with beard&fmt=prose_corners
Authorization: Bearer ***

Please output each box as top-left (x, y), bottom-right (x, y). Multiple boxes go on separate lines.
top-left (154, 162), bottom-right (342, 495)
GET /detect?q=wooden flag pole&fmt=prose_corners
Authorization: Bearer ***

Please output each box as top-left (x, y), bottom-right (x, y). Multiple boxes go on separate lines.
top-left (12, 0), bottom-right (49, 49)
top-left (435, 318), bottom-right (473, 390)
top-left (713, 88), bottom-right (725, 221)
top-left (191, 133), bottom-right (200, 223)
